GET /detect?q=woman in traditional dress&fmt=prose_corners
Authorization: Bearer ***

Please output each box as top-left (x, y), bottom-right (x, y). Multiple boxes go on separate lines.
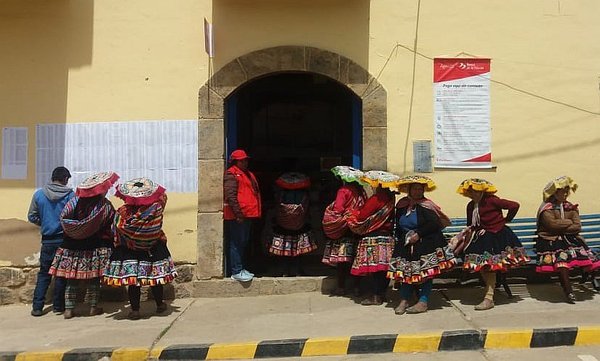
top-left (349, 171), bottom-right (397, 306)
top-left (535, 176), bottom-right (600, 303)
top-left (322, 166), bottom-right (367, 295)
top-left (388, 175), bottom-right (456, 315)
top-left (268, 172), bottom-right (317, 276)
top-left (49, 171), bottom-right (118, 319)
top-left (103, 178), bottom-right (178, 320)
top-left (457, 178), bottom-right (529, 311)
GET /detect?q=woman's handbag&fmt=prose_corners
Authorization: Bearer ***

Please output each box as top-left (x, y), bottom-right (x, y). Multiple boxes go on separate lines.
top-left (447, 226), bottom-right (475, 256)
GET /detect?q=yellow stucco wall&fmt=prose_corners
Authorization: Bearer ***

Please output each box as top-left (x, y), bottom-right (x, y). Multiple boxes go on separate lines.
top-left (369, 0), bottom-right (600, 217)
top-left (1, 0), bottom-right (599, 264)
top-left (0, 0), bottom-right (211, 262)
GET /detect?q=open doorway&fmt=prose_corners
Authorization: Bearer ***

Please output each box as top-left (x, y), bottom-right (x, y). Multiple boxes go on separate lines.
top-left (225, 72), bottom-right (362, 277)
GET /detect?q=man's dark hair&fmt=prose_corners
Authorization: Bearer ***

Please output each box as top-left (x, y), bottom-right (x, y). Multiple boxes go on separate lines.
top-left (51, 166), bottom-right (71, 182)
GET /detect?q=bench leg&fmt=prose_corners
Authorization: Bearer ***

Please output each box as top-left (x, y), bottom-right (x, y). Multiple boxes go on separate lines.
top-left (496, 272), bottom-right (514, 298)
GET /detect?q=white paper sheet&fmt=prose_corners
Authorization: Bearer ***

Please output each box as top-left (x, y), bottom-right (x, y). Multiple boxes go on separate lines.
top-left (2, 127), bottom-right (28, 179)
top-left (36, 120), bottom-right (198, 192)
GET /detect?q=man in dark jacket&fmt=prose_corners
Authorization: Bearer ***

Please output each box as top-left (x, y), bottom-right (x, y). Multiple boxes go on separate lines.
top-left (223, 149), bottom-right (262, 282)
top-left (27, 166), bottom-right (74, 316)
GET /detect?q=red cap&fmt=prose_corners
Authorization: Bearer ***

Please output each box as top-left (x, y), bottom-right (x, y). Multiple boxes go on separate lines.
top-left (229, 149), bottom-right (250, 161)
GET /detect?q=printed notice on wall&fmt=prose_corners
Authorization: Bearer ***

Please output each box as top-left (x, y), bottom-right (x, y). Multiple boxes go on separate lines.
top-left (2, 127), bottom-right (28, 179)
top-left (433, 58), bottom-right (492, 168)
top-left (36, 120), bottom-right (198, 192)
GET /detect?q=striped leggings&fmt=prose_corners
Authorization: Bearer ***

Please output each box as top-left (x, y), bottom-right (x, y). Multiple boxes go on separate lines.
top-left (65, 278), bottom-right (100, 309)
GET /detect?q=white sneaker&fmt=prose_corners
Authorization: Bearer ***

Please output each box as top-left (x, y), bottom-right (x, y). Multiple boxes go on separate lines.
top-left (231, 272), bottom-right (252, 282)
top-left (242, 269), bottom-right (254, 277)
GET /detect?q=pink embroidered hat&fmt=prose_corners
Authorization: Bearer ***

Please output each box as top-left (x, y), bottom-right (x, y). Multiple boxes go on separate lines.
top-left (115, 177), bottom-right (166, 206)
top-left (76, 171), bottom-right (120, 198)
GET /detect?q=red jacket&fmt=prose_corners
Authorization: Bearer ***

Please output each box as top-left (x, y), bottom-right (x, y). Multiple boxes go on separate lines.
top-left (223, 165), bottom-right (262, 220)
top-left (466, 194), bottom-right (519, 233)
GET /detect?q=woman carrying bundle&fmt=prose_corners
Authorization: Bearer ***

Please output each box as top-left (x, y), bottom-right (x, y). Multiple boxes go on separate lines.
top-left (268, 172), bottom-right (317, 276)
top-left (349, 170), bottom-right (397, 306)
top-left (322, 166), bottom-right (367, 295)
top-left (49, 171), bottom-right (118, 319)
top-left (103, 178), bottom-right (178, 320)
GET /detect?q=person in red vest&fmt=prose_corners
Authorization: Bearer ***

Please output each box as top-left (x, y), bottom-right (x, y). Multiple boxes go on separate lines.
top-left (223, 149), bottom-right (262, 282)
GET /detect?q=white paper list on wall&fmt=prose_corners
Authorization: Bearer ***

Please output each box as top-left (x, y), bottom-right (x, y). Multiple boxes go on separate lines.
top-left (36, 120), bottom-right (198, 192)
top-left (2, 127), bottom-right (28, 180)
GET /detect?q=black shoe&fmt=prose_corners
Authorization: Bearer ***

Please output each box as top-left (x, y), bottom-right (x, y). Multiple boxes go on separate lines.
top-left (53, 308), bottom-right (65, 315)
top-left (566, 293), bottom-right (576, 304)
top-left (593, 277), bottom-right (600, 291)
top-left (31, 309), bottom-right (43, 317)
top-left (156, 303), bottom-right (167, 314)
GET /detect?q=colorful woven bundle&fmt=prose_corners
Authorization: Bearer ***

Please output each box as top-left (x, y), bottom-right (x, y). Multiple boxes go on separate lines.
top-left (60, 196), bottom-right (115, 240)
top-left (276, 202), bottom-right (307, 231)
top-left (347, 201), bottom-right (394, 236)
top-left (322, 194), bottom-right (364, 239)
top-left (115, 200), bottom-right (166, 251)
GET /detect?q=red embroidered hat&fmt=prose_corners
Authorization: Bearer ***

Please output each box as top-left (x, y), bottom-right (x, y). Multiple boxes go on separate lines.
top-left (229, 149), bottom-right (250, 161)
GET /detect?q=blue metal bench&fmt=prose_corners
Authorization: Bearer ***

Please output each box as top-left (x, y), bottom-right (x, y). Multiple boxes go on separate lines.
top-left (445, 213), bottom-right (600, 262)
top-left (444, 214), bottom-right (600, 297)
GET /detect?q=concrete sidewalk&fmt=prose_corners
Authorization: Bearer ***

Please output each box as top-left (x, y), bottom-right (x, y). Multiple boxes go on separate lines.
top-left (1, 281), bottom-right (600, 360)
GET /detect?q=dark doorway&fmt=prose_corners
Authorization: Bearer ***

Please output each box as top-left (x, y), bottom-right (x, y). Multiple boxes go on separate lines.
top-left (225, 72), bottom-right (362, 277)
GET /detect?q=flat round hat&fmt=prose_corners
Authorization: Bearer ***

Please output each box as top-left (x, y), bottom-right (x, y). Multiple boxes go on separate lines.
top-left (116, 177), bottom-right (166, 206)
top-left (76, 171), bottom-right (120, 198)
top-left (397, 175), bottom-right (437, 194)
top-left (361, 170), bottom-right (400, 190)
top-left (331, 166), bottom-right (367, 185)
top-left (456, 178), bottom-right (497, 196)
top-left (275, 172), bottom-right (311, 190)
top-left (542, 175), bottom-right (578, 202)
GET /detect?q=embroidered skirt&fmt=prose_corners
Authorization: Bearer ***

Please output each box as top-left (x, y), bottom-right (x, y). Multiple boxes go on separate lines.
top-left (351, 236), bottom-right (394, 276)
top-left (535, 234), bottom-right (600, 273)
top-left (49, 247), bottom-right (112, 280)
top-left (462, 226), bottom-right (530, 272)
top-left (103, 242), bottom-right (178, 286)
top-left (388, 246), bottom-right (457, 284)
top-left (268, 224), bottom-right (317, 257)
top-left (322, 236), bottom-right (356, 265)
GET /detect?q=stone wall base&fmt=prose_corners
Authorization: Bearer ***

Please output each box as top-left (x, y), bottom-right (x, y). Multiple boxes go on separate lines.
top-left (0, 264), bottom-right (338, 306)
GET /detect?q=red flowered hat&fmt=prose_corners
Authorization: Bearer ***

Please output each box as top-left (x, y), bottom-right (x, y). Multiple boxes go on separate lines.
top-left (115, 177), bottom-right (166, 206)
top-left (76, 171), bottom-right (120, 198)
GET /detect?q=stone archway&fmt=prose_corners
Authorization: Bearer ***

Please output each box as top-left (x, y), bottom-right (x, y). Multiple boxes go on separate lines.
top-left (197, 46), bottom-right (387, 279)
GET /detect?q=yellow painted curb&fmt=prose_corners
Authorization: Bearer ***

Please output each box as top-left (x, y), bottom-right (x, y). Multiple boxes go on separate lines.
top-left (15, 350), bottom-right (68, 361)
top-left (111, 348), bottom-right (151, 361)
top-left (148, 347), bottom-right (164, 359)
top-left (394, 333), bottom-right (441, 353)
top-left (301, 337), bottom-right (350, 356)
top-left (575, 326), bottom-right (600, 346)
top-left (484, 329), bottom-right (533, 349)
top-left (206, 342), bottom-right (258, 360)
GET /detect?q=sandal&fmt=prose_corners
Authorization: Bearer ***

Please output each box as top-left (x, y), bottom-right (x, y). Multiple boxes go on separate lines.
top-left (394, 300), bottom-right (409, 315)
top-left (63, 309), bottom-right (74, 319)
top-left (406, 301), bottom-right (428, 314)
top-left (89, 306), bottom-right (104, 316)
top-left (474, 298), bottom-right (494, 311)
top-left (360, 295), bottom-right (383, 306)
